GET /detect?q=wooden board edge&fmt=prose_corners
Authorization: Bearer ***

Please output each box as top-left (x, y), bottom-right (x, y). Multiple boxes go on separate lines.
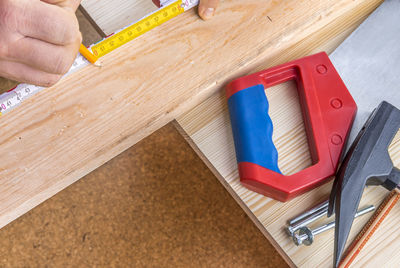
top-left (172, 120), bottom-right (296, 268)
top-left (78, 5), bottom-right (107, 38)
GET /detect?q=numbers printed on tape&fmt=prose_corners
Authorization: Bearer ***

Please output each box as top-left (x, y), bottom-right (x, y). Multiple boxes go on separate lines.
top-left (91, 0), bottom-right (184, 58)
top-left (0, 54), bottom-right (88, 115)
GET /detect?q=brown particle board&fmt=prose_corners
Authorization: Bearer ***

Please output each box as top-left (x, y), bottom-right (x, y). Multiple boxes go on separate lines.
top-left (0, 124), bottom-right (288, 268)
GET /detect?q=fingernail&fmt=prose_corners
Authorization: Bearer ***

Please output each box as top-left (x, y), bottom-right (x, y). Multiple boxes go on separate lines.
top-left (202, 8), bottom-right (215, 19)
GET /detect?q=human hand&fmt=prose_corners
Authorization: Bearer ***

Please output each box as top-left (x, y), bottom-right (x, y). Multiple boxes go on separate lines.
top-left (0, 0), bottom-right (82, 87)
top-left (198, 0), bottom-right (219, 20)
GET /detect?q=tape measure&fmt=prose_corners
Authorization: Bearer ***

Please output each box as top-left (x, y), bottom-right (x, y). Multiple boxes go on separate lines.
top-left (91, 0), bottom-right (186, 58)
top-left (0, 0), bottom-right (198, 116)
top-left (0, 54), bottom-right (88, 116)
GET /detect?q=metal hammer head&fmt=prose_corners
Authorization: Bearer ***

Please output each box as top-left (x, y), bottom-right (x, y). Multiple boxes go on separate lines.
top-left (328, 101), bottom-right (400, 267)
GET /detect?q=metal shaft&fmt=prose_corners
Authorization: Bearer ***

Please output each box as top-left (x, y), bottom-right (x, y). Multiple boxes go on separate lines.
top-left (315, 205), bottom-right (375, 235)
top-left (293, 205), bottom-right (375, 246)
top-left (288, 200), bottom-right (329, 226)
top-left (287, 202), bottom-right (328, 236)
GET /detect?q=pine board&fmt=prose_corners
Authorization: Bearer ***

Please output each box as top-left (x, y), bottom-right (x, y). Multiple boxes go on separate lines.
top-left (80, 0), bottom-right (158, 36)
top-left (175, 1), bottom-right (400, 267)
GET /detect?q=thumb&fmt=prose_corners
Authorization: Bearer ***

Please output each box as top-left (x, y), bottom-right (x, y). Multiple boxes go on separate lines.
top-left (198, 0), bottom-right (219, 20)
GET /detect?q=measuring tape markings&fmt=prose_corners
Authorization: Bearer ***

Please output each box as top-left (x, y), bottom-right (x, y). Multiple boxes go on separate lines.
top-left (91, 0), bottom-right (185, 58)
top-left (0, 54), bottom-right (88, 116)
top-left (0, 0), bottom-right (198, 116)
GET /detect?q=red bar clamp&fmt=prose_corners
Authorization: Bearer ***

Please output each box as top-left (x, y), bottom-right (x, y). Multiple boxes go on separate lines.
top-left (226, 52), bottom-right (357, 201)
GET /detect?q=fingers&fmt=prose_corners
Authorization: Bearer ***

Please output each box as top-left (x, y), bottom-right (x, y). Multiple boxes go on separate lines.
top-left (0, 60), bottom-right (62, 87)
top-left (40, 0), bottom-right (82, 12)
top-left (0, 0), bottom-right (82, 86)
top-left (19, 0), bottom-right (81, 45)
top-left (8, 36), bottom-right (81, 74)
top-left (198, 0), bottom-right (219, 20)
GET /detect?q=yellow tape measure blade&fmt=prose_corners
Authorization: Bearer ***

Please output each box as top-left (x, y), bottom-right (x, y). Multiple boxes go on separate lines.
top-left (91, 0), bottom-right (184, 58)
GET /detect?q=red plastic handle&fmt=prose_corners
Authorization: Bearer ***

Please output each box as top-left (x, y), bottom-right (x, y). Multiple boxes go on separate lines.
top-left (226, 52), bottom-right (357, 202)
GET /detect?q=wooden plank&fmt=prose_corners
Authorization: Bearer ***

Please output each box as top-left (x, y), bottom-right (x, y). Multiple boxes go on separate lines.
top-left (0, 0), bottom-right (382, 247)
top-left (175, 1), bottom-right (400, 266)
top-left (78, 5), bottom-right (107, 38)
top-left (80, 0), bottom-right (158, 36)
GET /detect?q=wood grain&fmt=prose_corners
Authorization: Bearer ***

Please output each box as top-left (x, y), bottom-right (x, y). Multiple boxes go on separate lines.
top-left (176, 83), bottom-right (394, 267)
top-left (80, 0), bottom-right (158, 35)
top-left (0, 1), bottom-right (387, 266)
top-left (175, 1), bottom-right (400, 267)
top-left (339, 190), bottom-right (400, 268)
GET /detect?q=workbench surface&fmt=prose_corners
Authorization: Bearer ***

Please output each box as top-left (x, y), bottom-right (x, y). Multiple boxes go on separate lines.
top-left (3, 0), bottom-right (399, 267)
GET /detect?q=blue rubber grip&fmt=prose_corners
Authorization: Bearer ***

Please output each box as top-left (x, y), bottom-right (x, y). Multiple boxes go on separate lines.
top-left (227, 85), bottom-right (281, 174)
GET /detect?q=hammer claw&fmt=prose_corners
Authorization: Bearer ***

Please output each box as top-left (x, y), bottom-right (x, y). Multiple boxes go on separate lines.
top-left (329, 101), bottom-right (400, 267)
